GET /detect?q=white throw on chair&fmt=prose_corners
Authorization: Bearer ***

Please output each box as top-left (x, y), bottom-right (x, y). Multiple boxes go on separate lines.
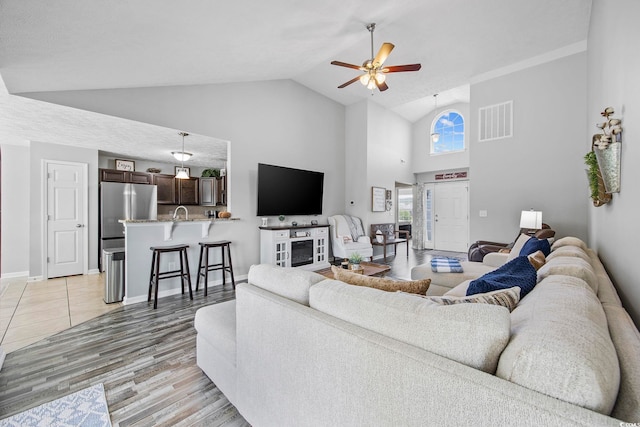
top-left (327, 215), bottom-right (373, 260)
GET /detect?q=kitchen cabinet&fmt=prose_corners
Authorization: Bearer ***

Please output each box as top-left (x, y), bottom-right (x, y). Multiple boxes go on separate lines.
top-left (199, 176), bottom-right (227, 206)
top-left (177, 177), bottom-right (199, 205)
top-left (100, 168), bottom-right (152, 184)
top-left (153, 174), bottom-right (177, 204)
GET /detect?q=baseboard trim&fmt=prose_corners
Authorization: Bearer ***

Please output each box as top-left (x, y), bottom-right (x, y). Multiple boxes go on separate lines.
top-left (122, 274), bottom-right (247, 305)
top-left (87, 269), bottom-right (100, 275)
top-left (27, 276), bottom-right (44, 282)
top-left (1, 271), bottom-right (28, 280)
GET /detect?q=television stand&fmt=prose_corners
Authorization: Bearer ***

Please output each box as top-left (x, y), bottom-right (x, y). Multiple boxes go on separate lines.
top-left (259, 224), bottom-right (330, 270)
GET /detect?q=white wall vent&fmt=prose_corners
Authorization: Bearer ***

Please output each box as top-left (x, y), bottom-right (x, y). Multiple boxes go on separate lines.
top-left (478, 100), bottom-right (513, 142)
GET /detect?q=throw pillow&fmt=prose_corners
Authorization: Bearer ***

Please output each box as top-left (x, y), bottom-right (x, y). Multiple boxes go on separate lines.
top-left (519, 236), bottom-right (551, 257)
top-left (551, 236), bottom-right (588, 252)
top-left (527, 250), bottom-right (546, 271)
top-left (331, 265), bottom-right (430, 295)
top-left (410, 286), bottom-right (521, 312)
top-left (467, 255), bottom-right (537, 298)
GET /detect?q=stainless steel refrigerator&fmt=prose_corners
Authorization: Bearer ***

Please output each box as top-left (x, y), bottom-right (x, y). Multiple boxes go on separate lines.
top-left (99, 182), bottom-right (157, 271)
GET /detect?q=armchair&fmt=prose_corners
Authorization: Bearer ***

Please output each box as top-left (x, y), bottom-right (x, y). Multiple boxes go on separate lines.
top-left (327, 215), bottom-right (373, 260)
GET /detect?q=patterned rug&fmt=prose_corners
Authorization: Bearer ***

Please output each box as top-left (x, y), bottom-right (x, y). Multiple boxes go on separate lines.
top-left (0, 383), bottom-right (111, 427)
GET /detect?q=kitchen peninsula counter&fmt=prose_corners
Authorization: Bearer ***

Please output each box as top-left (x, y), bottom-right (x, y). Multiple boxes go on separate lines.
top-left (121, 217), bottom-right (241, 305)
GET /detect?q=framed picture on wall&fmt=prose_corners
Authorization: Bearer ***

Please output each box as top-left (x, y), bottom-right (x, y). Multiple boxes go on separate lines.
top-left (175, 166), bottom-right (190, 176)
top-left (372, 186), bottom-right (385, 212)
top-left (115, 159), bottom-right (135, 171)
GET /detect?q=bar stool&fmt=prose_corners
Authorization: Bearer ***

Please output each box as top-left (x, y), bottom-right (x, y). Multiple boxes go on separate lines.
top-left (148, 244), bottom-right (192, 309)
top-left (195, 240), bottom-right (236, 295)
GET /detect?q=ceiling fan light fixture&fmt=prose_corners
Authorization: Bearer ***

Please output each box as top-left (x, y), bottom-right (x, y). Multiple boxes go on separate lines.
top-left (375, 72), bottom-right (386, 84)
top-left (359, 74), bottom-right (370, 85)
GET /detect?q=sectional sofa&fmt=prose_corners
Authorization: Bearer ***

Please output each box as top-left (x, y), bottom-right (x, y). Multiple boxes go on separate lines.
top-left (194, 237), bottom-right (640, 426)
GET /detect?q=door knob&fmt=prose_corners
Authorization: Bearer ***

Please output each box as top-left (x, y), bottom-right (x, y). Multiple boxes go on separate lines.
top-left (76, 224), bottom-right (84, 228)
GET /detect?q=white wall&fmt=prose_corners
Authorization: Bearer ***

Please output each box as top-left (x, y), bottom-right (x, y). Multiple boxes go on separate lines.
top-left (587, 0), bottom-right (640, 326)
top-left (344, 100), bottom-right (414, 259)
top-left (28, 142), bottom-right (100, 278)
top-left (469, 52), bottom-right (588, 244)
top-left (27, 80), bottom-right (346, 276)
top-left (1, 144), bottom-right (30, 277)
top-left (412, 102), bottom-right (471, 174)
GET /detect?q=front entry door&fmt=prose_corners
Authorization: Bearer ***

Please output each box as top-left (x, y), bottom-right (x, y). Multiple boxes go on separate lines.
top-left (47, 162), bottom-right (86, 278)
top-left (434, 181), bottom-right (469, 252)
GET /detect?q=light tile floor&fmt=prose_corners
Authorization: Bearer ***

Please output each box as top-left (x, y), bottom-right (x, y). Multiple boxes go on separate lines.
top-left (0, 273), bottom-right (122, 354)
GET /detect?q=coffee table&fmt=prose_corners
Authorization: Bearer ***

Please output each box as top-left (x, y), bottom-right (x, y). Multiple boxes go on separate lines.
top-left (315, 261), bottom-right (391, 279)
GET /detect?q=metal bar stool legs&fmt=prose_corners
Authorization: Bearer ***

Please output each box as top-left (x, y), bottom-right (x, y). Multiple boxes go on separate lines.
top-left (148, 244), bottom-right (192, 309)
top-left (195, 241), bottom-right (236, 296)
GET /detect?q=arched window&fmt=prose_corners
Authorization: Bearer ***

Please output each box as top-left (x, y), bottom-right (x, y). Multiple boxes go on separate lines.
top-left (430, 110), bottom-right (465, 155)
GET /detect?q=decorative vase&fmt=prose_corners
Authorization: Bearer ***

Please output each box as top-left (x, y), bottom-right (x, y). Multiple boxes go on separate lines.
top-left (594, 142), bottom-right (621, 193)
top-left (350, 263), bottom-right (361, 271)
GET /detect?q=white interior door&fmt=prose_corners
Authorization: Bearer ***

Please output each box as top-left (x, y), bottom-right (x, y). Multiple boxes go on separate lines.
top-left (47, 162), bottom-right (86, 278)
top-left (434, 181), bottom-right (469, 252)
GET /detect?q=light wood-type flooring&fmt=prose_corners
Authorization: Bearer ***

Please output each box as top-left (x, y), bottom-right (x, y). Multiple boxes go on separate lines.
top-left (0, 246), bottom-right (466, 426)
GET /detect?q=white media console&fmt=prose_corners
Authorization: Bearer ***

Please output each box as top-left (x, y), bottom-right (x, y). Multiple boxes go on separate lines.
top-left (259, 224), bottom-right (330, 270)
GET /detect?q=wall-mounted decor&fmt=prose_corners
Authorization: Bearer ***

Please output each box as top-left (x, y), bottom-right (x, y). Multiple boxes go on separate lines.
top-left (175, 166), bottom-right (190, 176)
top-left (585, 106), bottom-right (622, 206)
top-left (372, 187), bottom-right (385, 212)
top-left (115, 159), bottom-right (135, 171)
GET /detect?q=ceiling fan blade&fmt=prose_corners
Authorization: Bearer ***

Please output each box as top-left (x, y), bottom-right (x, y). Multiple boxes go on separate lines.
top-left (331, 60), bottom-right (364, 71)
top-left (373, 43), bottom-right (395, 67)
top-left (382, 64), bottom-right (422, 73)
top-left (376, 81), bottom-right (389, 92)
top-left (337, 75), bottom-right (362, 89)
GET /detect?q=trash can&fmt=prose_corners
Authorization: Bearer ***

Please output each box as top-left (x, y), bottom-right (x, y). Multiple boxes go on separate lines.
top-left (103, 248), bottom-right (125, 303)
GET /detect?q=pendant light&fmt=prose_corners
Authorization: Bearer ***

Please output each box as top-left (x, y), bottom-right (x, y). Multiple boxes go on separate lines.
top-left (431, 94), bottom-right (440, 143)
top-left (175, 132), bottom-right (190, 179)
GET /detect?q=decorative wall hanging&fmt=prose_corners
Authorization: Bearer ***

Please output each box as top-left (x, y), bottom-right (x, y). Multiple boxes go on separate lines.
top-left (585, 106), bottom-right (622, 206)
top-left (372, 187), bottom-right (385, 212)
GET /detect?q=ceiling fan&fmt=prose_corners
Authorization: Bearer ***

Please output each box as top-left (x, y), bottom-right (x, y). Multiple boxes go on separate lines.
top-left (331, 23), bottom-right (421, 92)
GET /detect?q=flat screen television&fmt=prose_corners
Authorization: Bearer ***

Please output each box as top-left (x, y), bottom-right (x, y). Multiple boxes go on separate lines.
top-left (257, 163), bottom-right (324, 216)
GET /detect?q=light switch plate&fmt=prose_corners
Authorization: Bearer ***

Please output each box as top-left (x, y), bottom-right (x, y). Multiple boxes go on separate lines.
top-left (479, 210), bottom-right (488, 217)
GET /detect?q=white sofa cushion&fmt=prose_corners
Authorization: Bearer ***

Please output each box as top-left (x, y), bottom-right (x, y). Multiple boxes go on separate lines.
top-left (247, 264), bottom-right (326, 306)
top-left (536, 256), bottom-right (598, 294)
top-left (602, 303), bottom-right (640, 422)
top-left (309, 279), bottom-right (511, 373)
top-left (497, 275), bottom-right (620, 415)
top-left (547, 245), bottom-right (591, 264)
top-left (551, 236), bottom-right (589, 252)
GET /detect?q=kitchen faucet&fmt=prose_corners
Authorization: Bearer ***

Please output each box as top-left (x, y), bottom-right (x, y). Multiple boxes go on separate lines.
top-left (173, 205), bottom-right (189, 220)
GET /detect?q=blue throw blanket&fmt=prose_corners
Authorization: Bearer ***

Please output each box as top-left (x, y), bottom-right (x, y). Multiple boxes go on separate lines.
top-left (431, 257), bottom-right (463, 273)
top-left (467, 255), bottom-right (537, 297)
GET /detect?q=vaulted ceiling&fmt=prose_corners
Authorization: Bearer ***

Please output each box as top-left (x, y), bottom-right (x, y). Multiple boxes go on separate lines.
top-left (0, 0), bottom-right (592, 165)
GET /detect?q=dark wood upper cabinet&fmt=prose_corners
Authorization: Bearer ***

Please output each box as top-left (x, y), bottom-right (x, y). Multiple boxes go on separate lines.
top-left (100, 168), bottom-right (152, 184)
top-left (177, 177), bottom-right (199, 205)
top-left (129, 171), bottom-right (153, 184)
top-left (153, 174), bottom-right (177, 205)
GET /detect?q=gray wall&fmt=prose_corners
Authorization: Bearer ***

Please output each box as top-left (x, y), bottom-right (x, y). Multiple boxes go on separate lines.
top-left (587, 0), bottom-right (640, 326)
top-left (0, 144), bottom-right (30, 276)
top-left (27, 79), bottom-right (346, 277)
top-left (469, 52), bottom-right (588, 244)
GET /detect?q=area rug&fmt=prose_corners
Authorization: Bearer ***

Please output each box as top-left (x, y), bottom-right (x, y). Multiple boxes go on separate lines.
top-left (0, 383), bottom-right (111, 427)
